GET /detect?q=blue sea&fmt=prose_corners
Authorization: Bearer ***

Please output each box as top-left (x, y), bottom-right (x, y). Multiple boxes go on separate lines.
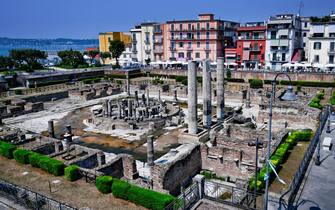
top-left (0, 38), bottom-right (99, 56)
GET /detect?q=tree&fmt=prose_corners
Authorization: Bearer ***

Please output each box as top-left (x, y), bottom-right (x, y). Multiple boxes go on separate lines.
top-left (88, 50), bottom-right (100, 59)
top-left (9, 49), bottom-right (47, 72)
top-left (0, 56), bottom-right (14, 70)
top-left (57, 49), bottom-right (87, 69)
top-left (100, 52), bottom-right (111, 65)
top-left (109, 40), bottom-right (125, 67)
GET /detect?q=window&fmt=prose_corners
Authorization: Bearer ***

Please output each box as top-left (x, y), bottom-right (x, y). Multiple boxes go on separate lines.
top-left (187, 33), bottom-right (192, 39)
top-left (330, 33), bottom-right (335, 38)
top-left (237, 55), bottom-right (241, 61)
top-left (206, 41), bottom-right (210, 49)
top-left (145, 32), bottom-right (150, 44)
top-left (179, 24), bottom-right (183, 30)
top-left (188, 42), bottom-right (192, 48)
top-left (170, 42), bottom-right (175, 49)
top-left (188, 24), bottom-right (191, 30)
top-left (314, 55), bottom-right (320, 63)
top-left (195, 52), bottom-right (200, 58)
top-left (197, 23), bottom-right (200, 30)
top-left (108, 37), bottom-right (111, 42)
top-left (272, 53), bottom-right (277, 61)
top-left (171, 52), bottom-right (175, 58)
top-left (281, 53), bottom-right (286, 62)
top-left (171, 24), bottom-right (174, 31)
top-left (132, 34), bottom-right (136, 40)
top-left (171, 33), bottom-right (174, 40)
top-left (303, 42), bottom-right (306, 47)
top-left (179, 33), bottom-right (183, 39)
top-left (329, 55), bottom-right (334, 64)
top-left (330, 42), bottom-right (335, 52)
top-left (197, 32), bottom-right (200, 39)
top-left (271, 31), bottom-right (276, 39)
top-left (197, 42), bottom-right (200, 48)
top-left (187, 52), bottom-right (192, 59)
top-left (206, 32), bottom-right (210, 39)
top-left (206, 23), bottom-right (210, 30)
top-left (313, 42), bottom-right (322, 50)
top-left (178, 52), bottom-right (184, 58)
top-left (304, 22), bottom-right (307, 28)
top-left (179, 42), bottom-right (184, 48)
top-left (206, 52), bottom-right (209, 59)
top-left (303, 32), bottom-right (307, 37)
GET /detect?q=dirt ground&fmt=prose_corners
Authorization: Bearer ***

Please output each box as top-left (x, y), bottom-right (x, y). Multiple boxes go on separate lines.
top-left (0, 156), bottom-right (146, 210)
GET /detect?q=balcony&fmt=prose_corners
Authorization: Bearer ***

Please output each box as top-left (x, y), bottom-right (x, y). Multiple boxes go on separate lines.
top-left (187, 47), bottom-right (193, 51)
top-left (328, 49), bottom-right (335, 54)
top-left (154, 49), bottom-right (163, 54)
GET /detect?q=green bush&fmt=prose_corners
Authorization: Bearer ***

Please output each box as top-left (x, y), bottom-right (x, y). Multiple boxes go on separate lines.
top-left (96, 176), bottom-right (113, 194)
top-left (226, 78), bottom-right (245, 83)
top-left (128, 185), bottom-right (175, 210)
top-left (0, 141), bottom-right (17, 159)
top-left (28, 152), bottom-right (64, 176)
top-left (249, 79), bottom-right (263, 89)
top-left (14, 89), bottom-right (23, 95)
top-left (112, 179), bottom-right (131, 200)
top-left (226, 69), bottom-right (232, 79)
top-left (13, 149), bottom-right (31, 164)
top-left (65, 165), bottom-right (81, 181)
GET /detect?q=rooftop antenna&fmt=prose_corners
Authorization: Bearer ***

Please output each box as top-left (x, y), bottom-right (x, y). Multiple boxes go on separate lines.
top-left (298, 0), bottom-right (304, 16)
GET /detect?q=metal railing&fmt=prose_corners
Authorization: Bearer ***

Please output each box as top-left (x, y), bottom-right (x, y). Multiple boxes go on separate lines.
top-left (279, 108), bottom-right (329, 209)
top-left (165, 182), bottom-right (200, 210)
top-left (204, 180), bottom-right (263, 210)
top-left (0, 178), bottom-right (77, 210)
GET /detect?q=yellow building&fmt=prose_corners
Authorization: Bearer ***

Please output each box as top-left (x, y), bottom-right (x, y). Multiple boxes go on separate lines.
top-left (99, 32), bottom-right (131, 52)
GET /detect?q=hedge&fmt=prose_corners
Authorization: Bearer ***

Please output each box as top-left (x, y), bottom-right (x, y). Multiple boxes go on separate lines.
top-left (128, 185), bottom-right (175, 210)
top-left (249, 130), bottom-right (313, 191)
top-left (226, 78), bottom-right (245, 83)
top-left (65, 165), bottom-right (81, 181)
top-left (112, 179), bottom-right (131, 200)
top-left (249, 79), bottom-right (263, 89)
top-left (28, 152), bottom-right (64, 176)
top-left (13, 149), bottom-right (31, 164)
top-left (96, 176), bottom-right (113, 194)
top-left (0, 141), bottom-right (17, 159)
top-left (309, 92), bottom-right (324, 109)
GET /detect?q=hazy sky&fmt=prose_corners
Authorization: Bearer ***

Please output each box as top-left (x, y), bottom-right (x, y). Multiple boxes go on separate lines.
top-left (0, 0), bottom-right (333, 39)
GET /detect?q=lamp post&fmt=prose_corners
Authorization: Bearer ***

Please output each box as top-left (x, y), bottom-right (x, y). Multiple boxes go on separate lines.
top-left (264, 73), bottom-right (297, 210)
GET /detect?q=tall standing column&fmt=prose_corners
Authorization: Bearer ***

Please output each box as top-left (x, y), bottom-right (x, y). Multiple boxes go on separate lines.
top-left (48, 120), bottom-right (55, 138)
top-left (107, 100), bottom-right (111, 117)
top-left (117, 101), bottom-right (122, 119)
top-left (128, 99), bottom-right (133, 117)
top-left (217, 57), bottom-right (225, 122)
top-left (146, 88), bottom-right (150, 106)
top-left (158, 90), bottom-right (161, 102)
top-left (147, 135), bottom-right (154, 166)
top-left (203, 60), bottom-right (212, 127)
top-left (126, 72), bottom-right (130, 96)
top-left (188, 61), bottom-right (198, 134)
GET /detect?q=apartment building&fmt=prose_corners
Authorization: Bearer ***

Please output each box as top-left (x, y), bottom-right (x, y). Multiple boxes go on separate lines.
top-left (308, 17), bottom-right (335, 66)
top-left (153, 24), bottom-right (165, 62)
top-left (265, 14), bottom-right (303, 71)
top-left (301, 17), bottom-right (311, 61)
top-left (163, 14), bottom-right (238, 62)
top-left (235, 22), bottom-right (267, 69)
top-left (130, 23), bottom-right (158, 64)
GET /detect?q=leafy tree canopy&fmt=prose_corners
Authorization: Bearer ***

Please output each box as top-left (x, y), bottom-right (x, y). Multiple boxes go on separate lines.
top-left (57, 49), bottom-right (87, 69)
top-left (9, 49), bottom-right (47, 71)
top-left (0, 56), bottom-right (14, 70)
top-left (109, 40), bottom-right (125, 67)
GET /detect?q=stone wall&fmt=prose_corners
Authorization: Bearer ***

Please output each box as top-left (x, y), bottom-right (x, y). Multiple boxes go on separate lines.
top-left (151, 144), bottom-right (201, 195)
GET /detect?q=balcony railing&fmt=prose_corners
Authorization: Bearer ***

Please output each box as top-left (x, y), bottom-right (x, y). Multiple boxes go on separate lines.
top-left (328, 49), bottom-right (335, 54)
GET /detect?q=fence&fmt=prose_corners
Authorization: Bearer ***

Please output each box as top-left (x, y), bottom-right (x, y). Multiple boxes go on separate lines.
top-left (279, 108), bottom-right (329, 209)
top-left (165, 182), bottom-right (200, 210)
top-left (204, 180), bottom-right (263, 210)
top-left (0, 178), bottom-right (77, 210)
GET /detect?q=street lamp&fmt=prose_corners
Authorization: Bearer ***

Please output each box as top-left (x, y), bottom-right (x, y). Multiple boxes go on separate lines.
top-left (264, 73), bottom-right (297, 210)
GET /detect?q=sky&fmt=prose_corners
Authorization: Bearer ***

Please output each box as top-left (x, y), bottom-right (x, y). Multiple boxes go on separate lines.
top-left (0, 0), bottom-right (333, 39)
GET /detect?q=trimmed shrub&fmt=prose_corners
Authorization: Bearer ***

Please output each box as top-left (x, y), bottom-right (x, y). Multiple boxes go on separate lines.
top-left (249, 179), bottom-right (263, 191)
top-left (13, 149), bottom-right (31, 164)
top-left (128, 185), bottom-right (175, 210)
top-left (65, 165), bottom-right (81, 181)
top-left (96, 176), bottom-right (113, 194)
top-left (28, 152), bottom-right (64, 176)
top-left (249, 79), bottom-right (263, 89)
top-left (112, 179), bottom-right (131, 200)
top-left (226, 78), bottom-right (245, 83)
top-left (0, 141), bottom-right (17, 159)
top-left (29, 152), bottom-right (44, 167)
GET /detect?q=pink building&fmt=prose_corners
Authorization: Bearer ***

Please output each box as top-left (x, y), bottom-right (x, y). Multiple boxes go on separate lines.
top-left (158, 14), bottom-right (238, 62)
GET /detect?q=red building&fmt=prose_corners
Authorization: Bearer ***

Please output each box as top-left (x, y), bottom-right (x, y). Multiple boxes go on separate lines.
top-left (235, 22), bottom-right (267, 69)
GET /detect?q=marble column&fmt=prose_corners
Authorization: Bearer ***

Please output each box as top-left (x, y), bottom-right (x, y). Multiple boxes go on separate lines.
top-left (203, 60), bottom-right (212, 128)
top-left (146, 88), bottom-right (150, 106)
top-left (126, 72), bottom-right (130, 96)
top-left (147, 135), bottom-right (154, 166)
top-left (216, 57), bottom-right (225, 122)
top-left (48, 120), bottom-right (55, 138)
top-left (188, 61), bottom-right (198, 134)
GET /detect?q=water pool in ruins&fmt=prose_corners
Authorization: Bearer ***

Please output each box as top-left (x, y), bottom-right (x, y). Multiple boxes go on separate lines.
top-left (52, 107), bottom-right (182, 162)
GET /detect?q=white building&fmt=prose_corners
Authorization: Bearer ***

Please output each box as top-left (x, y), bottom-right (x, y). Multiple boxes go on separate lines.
top-left (130, 23), bottom-right (156, 65)
top-left (308, 21), bottom-right (335, 67)
top-left (265, 14), bottom-right (303, 71)
top-left (301, 17), bottom-right (311, 61)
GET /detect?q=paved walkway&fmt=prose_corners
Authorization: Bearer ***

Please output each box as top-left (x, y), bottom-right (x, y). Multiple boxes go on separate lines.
top-left (295, 116), bottom-right (335, 210)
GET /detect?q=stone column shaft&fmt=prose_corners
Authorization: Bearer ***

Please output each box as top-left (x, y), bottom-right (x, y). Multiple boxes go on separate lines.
top-left (203, 60), bottom-right (212, 127)
top-left (48, 120), bottom-right (55, 138)
top-left (188, 61), bottom-right (198, 134)
top-left (126, 72), bottom-right (130, 96)
top-left (217, 57), bottom-right (225, 122)
top-left (147, 135), bottom-right (154, 166)
top-left (128, 100), bottom-right (133, 117)
top-left (146, 88), bottom-right (150, 106)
